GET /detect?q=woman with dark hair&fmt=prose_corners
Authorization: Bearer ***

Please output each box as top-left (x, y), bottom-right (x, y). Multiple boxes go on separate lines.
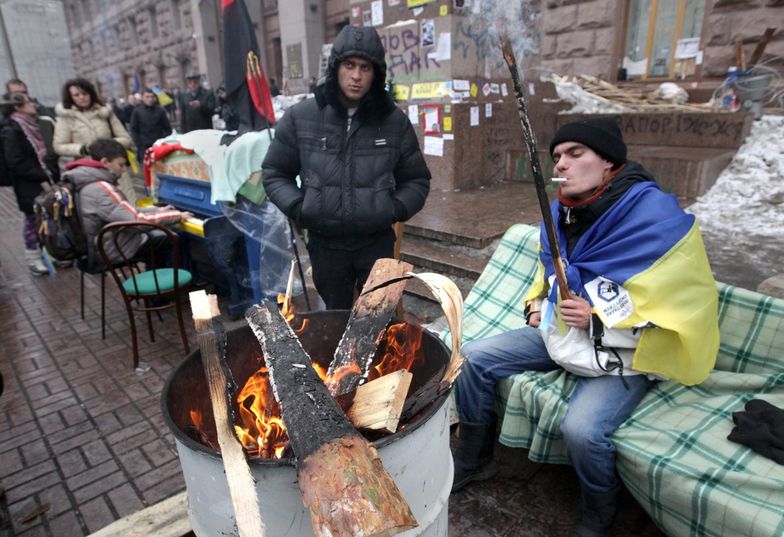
top-left (0, 92), bottom-right (60, 275)
top-left (53, 78), bottom-right (135, 202)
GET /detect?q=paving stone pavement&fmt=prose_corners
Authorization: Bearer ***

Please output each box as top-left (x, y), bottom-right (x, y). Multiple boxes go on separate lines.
top-left (0, 186), bottom-right (664, 537)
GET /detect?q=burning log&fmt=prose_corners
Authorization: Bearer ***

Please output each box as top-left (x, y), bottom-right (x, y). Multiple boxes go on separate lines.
top-left (326, 258), bottom-right (414, 397)
top-left (246, 301), bottom-right (418, 537)
top-left (189, 291), bottom-right (265, 537)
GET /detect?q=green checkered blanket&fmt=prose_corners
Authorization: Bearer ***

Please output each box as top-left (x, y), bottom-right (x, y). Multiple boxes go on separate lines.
top-left (444, 223), bottom-right (784, 537)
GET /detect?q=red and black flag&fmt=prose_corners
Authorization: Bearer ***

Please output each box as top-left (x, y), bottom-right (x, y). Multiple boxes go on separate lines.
top-left (222, 0), bottom-right (275, 134)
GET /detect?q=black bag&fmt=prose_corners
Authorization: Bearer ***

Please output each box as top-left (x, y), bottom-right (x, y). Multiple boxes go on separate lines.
top-left (33, 178), bottom-right (88, 261)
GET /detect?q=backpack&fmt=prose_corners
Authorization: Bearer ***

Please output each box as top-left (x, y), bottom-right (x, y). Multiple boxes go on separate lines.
top-left (33, 178), bottom-right (88, 261)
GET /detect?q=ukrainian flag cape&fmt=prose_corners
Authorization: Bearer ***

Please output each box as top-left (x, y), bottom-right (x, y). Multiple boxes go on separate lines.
top-left (529, 181), bottom-right (719, 385)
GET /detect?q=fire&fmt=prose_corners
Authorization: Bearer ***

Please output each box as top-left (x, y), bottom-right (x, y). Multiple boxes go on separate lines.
top-left (196, 299), bottom-right (426, 460)
top-left (234, 367), bottom-right (288, 458)
top-left (368, 323), bottom-right (424, 382)
top-left (277, 293), bottom-right (308, 334)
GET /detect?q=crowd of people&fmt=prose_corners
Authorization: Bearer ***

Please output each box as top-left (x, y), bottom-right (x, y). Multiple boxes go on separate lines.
top-left (1, 25), bottom-right (720, 537)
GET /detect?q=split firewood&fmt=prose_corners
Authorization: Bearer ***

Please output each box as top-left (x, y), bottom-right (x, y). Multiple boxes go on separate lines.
top-left (339, 369), bottom-right (413, 434)
top-left (325, 258), bottom-right (414, 397)
top-left (748, 27), bottom-right (776, 66)
top-left (246, 301), bottom-right (417, 537)
top-left (190, 291), bottom-right (265, 537)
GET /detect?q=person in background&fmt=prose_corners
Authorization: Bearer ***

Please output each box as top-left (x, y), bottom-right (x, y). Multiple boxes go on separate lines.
top-left (53, 78), bottom-right (135, 203)
top-left (5, 78), bottom-right (54, 117)
top-left (66, 138), bottom-right (191, 268)
top-left (215, 84), bottom-right (239, 131)
top-left (307, 76), bottom-right (318, 94)
top-left (177, 73), bottom-right (215, 133)
top-left (262, 25), bottom-right (431, 309)
top-left (129, 88), bottom-right (172, 165)
top-left (450, 117), bottom-right (719, 537)
top-left (269, 78), bottom-right (281, 97)
top-left (0, 92), bottom-right (60, 275)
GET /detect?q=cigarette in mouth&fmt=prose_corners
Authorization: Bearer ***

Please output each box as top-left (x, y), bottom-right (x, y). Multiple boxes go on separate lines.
top-left (551, 177), bottom-right (567, 183)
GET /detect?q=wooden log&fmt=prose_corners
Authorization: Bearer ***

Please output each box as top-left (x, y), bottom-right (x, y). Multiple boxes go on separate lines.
top-left (748, 27), bottom-right (776, 66)
top-left (326, 258), bottom-right (414, 397)
top-left (246, 301), bottom-right (417, 537)
top-left (342, 369), bottom-right (413, 433)
top-left (190, 291), bottom-right (265, 537)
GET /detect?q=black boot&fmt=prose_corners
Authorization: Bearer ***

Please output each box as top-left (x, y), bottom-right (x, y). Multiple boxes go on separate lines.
top-left (571, 486), bottom-right (619, 537)
top-left (451, 418), bottom-right (497, 492)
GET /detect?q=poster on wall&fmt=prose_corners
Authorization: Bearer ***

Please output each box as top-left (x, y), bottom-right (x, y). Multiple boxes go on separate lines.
top-left (286, 43), bottom-right (303, 78)
top-left (421, 19), bottom-right (435, 47)
top-left (423, 105), bottom-right (441, 134)
top-left (371, 1), bottom-right (384, 26)
top-left (408, 0), bottom-right (436, 7)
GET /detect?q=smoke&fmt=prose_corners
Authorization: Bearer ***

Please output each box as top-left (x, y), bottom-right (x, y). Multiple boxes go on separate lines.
top-left (463, 0), bottom-right (541, 75)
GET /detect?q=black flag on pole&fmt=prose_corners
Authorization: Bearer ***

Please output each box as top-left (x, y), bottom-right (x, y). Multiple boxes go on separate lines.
top-left (222, 0), bottom-right (275, 135)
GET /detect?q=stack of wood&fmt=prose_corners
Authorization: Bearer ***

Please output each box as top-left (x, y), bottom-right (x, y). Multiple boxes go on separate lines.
top-left (550, 74), bottom-right (714, 112)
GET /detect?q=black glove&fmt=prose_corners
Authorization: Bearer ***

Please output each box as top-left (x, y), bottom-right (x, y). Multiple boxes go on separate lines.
top-left (289, 202), bottom-right (303, 228)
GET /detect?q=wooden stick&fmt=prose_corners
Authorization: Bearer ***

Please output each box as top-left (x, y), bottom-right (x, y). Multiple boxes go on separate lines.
top-left (736, 38), bottom-right (746, 70)
top-left (246, 302), bottom-right (417, 537)
top-left (189, 291), bottom-right (265, 537)
top-left (500, 35), bottom-right (570, 300)
top-left (326, 258), bottom-right (414, 397)
top-left (748, 27), bottom-right (776, 66)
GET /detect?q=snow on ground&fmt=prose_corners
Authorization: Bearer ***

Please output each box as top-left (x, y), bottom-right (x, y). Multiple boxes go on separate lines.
top-left (687, 115), bottom-right (784, 290)
top-left (687, 115), bottom-right (784, 237)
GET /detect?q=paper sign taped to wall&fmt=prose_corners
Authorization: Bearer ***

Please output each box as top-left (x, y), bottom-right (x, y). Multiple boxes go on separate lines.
top-left (411, 81), bottom-right (449, 99)
top-left (453, 79), bottom-right (469, 91)
top-left (393, 84), bottom-right (411, 100)
top-left (408, 104), bottom-right (419, 125)
top-left (443, 116), bottom-right (452, 131)
top-left (470, 106), bottom-right (479, 126)
top-left (371, 1), bottom-right (383, 25)
top-left (424, 136), bottom-right (444, 156)
top-left (485, 103), bottom-right (492, 117)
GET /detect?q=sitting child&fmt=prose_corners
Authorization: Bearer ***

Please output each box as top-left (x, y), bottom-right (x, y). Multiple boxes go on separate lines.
top-left (65, 138), bottom-right (192, 267)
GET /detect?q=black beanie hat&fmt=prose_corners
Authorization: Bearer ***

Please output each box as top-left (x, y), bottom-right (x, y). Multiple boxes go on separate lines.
top-left (549, 117), bottom-right (627, 168)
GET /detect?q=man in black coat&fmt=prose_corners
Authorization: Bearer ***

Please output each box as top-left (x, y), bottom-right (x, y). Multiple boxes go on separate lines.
top-left (177, 73), bottom-right (215, 132)
top-left (130, 89), bottom-right (172, 163)
top-left (262, 25), bottom-right (431, 309)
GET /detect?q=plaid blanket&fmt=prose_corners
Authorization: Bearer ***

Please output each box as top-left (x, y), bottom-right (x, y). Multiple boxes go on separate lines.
top-left (445, 223), bottom-right (784, 537)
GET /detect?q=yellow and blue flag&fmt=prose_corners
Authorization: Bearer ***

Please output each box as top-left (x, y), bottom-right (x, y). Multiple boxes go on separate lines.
top-left (533, 181), bottom-right (719, 385)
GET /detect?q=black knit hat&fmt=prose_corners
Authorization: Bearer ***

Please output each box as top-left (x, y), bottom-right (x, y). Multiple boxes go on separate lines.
top-left (549, 117), bottom-right (627, 168)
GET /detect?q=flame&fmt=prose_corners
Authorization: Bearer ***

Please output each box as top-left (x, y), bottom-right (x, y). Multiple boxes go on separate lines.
top-left (367, 323), bottom-right (424, 382)
top-left (277, 293), bottom-right (309, 334)
top-left (234, 367), bottom-right (288, 458)
top-left (189, 409), bottom-right (203, 430)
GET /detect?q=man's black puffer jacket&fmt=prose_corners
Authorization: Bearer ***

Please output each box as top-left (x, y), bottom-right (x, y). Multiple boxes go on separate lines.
top-left (262, 26), bottom-right (431, 246)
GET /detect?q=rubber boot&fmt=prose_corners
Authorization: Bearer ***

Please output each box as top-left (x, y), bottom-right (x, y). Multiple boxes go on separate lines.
top-left (571, 486), bottom-right (620, 537)
top-left (451, 417), bottom-right (498, 492)
top-left (25, 249), bottom-right (48, 276)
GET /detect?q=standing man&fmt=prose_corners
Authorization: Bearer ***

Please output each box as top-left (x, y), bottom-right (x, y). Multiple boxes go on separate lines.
top-left (129, 88), bottom-right (172, 164)
top-left (177, 73), bottom-right (215, 132)
top-left (451, 118), bottom-right (719, 537)
top-left (5, 78), bottom-right (54, 117)
top-left (262, 25), bottom-right (431, 309)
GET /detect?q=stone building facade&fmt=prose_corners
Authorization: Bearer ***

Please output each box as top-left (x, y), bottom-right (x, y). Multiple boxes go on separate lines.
top-left (61, 0), bottom-right (351, 100)
top-left (539, 0), bottom-right (782, 83)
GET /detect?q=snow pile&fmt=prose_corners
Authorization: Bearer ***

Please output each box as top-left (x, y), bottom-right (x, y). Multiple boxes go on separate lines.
top-left (688, 115), bottom-right (784, 238)
top-left (273, 93), bottom-right (309, 120)
top-left (547, 78), bottom-right (627, 114)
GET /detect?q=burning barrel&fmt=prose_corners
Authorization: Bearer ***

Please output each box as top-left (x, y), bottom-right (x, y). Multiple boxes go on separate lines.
top-left (162, 310), bottom-right (453, 537)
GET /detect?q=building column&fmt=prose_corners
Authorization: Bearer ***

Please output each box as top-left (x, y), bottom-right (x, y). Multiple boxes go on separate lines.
top-left (279, 0), bottom-right (325, 94)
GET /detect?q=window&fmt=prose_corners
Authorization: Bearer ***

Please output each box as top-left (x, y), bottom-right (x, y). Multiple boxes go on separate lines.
top-left (622, 0), bottom-right (704, 79)
top-left (149, 7), bottom-right (159, 39)
top-left (171, 0), bottom-right (182, 30)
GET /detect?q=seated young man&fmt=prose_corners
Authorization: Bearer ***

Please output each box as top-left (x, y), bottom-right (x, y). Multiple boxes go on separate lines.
top-left (65, 138), bottom-right (191, 267)
top-left (451, 117), bottom-right (719, 537)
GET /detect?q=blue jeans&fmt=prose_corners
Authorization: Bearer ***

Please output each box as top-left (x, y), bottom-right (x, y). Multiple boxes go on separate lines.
top-left (455, 326), bottom-right (654, 493)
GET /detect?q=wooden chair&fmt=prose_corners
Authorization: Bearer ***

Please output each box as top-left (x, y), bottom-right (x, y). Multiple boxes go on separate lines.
top-left (97, 221), bottom-right (192, 369)
top-left (77, 255), bottom-right (108, 340)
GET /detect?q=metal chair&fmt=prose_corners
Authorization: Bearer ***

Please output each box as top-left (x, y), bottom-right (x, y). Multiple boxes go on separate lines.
top-left (97, 221), bottom-right (192, 369)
